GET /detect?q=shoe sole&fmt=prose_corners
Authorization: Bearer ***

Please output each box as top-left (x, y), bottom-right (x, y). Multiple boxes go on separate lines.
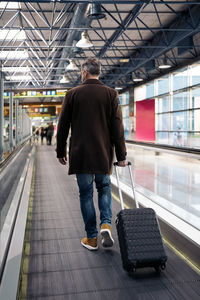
top-left (100, 229), bottom-right (114, 248)
top-left (81, 240), bottom-right (98, 251)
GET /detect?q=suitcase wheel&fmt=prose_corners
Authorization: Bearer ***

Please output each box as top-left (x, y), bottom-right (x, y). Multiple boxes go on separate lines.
top-left (132, 267), bottom-right (136, 273)
top-left (130, 267), bottom-right (136, 273)
top-left (128, 267), bottom-right (136, 276)
top-left (161, 263), bottom-right (166, 270)
top-left (154, 263), bottom-right (166, 273)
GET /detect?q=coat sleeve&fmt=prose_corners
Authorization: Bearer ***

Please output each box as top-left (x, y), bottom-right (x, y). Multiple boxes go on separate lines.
top-left (110, 91), bottom-right (127, 161)
top-left (56, 92), bottom-right (72, 158)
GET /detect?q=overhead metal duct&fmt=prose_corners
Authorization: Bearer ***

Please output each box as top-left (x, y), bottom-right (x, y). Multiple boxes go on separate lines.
top-left (53, 3), bottom-right (92, 83)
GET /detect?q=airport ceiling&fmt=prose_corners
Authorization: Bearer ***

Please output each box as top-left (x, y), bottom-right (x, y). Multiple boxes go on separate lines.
top-left (1, 0), bottom-right (200, 95)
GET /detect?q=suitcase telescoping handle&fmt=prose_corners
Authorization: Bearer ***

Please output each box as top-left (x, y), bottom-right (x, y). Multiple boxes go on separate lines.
top-left (113, 162), bottom-right (139, 210)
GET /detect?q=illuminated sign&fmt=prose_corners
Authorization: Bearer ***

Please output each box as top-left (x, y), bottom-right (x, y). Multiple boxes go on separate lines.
top-left (3, 90), bottom-right (66, 98)
top-left (27, 106), bottom-right (56, 118)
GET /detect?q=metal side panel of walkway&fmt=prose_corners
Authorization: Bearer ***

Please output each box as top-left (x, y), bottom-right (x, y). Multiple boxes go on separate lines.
top-left (18, 145), bottom-right (200, 300)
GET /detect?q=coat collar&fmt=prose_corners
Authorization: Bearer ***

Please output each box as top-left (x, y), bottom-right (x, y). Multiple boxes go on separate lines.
top-left (82, 79), bottom-right (104, 85)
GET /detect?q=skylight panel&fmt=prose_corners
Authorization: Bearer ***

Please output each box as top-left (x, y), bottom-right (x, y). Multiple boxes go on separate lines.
top-left (0, 2), bottom-right (21, 9)
top-left (2, 66), bottom-right (30, 72)
top-left (0, 51), bottom-right (28, 60)
top-left (0, 30), bottom-right (26, 40)
top-left (6, 75), bottom-right (32, 81)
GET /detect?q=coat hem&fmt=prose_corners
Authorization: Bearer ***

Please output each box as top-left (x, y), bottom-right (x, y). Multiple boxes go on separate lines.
top-left (68, 169), bottom-right (112, 175)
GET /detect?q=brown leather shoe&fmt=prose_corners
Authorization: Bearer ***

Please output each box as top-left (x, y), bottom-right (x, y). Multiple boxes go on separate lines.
top-left (100, 224), bottom-right (114, 247)
top-left (81, 237), bottom-right (98, 250)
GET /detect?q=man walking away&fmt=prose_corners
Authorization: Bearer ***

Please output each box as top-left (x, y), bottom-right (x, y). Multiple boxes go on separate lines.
top-left (56, 57), bottom-right (127, 251)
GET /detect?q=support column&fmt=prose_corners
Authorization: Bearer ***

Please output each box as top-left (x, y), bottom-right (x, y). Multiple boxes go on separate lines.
top-left (19, 105), bottom-right (23, 142)
top-left (9, 91), bottom-right (13, 152)
top-left (0, 73), bottom-right (4, 162)
top-left (15, 99), bottom-right (18, 147)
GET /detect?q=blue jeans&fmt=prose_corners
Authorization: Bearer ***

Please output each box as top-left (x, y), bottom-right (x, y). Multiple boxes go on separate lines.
top-left (76, 174), bottom-right (112, 238)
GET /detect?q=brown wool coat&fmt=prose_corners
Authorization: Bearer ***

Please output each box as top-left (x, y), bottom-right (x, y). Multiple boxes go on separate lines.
top-left (56, 79), bottom-right (127, 175)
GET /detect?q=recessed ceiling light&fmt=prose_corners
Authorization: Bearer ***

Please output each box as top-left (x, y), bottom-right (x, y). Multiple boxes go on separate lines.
top-left (159, 58), bottom-right (171, 69)
top-left (158, 64), bottom-right (171, 69)
top-left (120, 58), bottom-right (129, 63)
top-left (133, 78), bottom-right (143, 82)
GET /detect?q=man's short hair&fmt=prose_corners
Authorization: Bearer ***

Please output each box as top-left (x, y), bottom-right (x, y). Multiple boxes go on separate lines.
top-left (81, 57), bottom-right (101, 75)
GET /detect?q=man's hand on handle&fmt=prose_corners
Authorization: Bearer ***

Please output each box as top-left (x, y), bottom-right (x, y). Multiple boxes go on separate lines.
top-left (58, 157), bottom-right (67, 165)
top-left (117, 160), bottom-right (128, 167)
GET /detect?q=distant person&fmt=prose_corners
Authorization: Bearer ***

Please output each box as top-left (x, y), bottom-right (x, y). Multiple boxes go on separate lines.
top-left (43, 127), bottom-right (48, 144)
top-left (35, 129), bottom-right (39, 142)
top-left (56, 57), bottom-right (127, 251)
top-left (6, 124), bottom-right (9, 137)
top-left (40, 127), bottom-right (45, 145)
top-left (176, 127), bottom-right (182, 146)
top-left (47, 122), bottom-right (54, 145)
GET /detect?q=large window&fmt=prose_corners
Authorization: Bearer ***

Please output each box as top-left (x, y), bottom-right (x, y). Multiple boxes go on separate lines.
top-left (190, 64), bottom-right (200, 86)
top-left (173, 67), bottom-right (188, 91)
top-left (134, 60), bottom-right (200, 149)
top-left (119, 92), bottom-right (129, 105)
top-left (158, 75), bottom-right (169, 95)
top-left (146, 82), bottom-right (154, 98)
top-left (119, 92), bottom-right (130, 138)
top-left (157, 113), bottom-right (170, 131)
top-left (158, 96), bottom-right (170, 113)
top-left (192, 109), bottom-right (200, 131)
top-left (192, 87), bottom-right (200, 109)
top-left (172, 111), bottom-right (188, 131)
top-left (173, 91), bottom-right (188, 111)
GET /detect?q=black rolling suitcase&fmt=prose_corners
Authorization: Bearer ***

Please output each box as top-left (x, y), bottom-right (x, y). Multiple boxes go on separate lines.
top-left (114, 162), bottom-right (167, 273)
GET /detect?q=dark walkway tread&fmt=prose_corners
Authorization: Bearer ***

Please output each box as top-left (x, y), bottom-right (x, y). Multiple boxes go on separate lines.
top-left (25, 145), bottom-right (200, 300)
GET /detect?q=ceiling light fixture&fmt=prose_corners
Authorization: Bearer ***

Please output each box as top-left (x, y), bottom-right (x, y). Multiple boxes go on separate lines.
top-left (159, 58), bottom-right (171, 69)
top-left (76, 32), bottom-right (93, 48)
top-left (88, 3), bottom-right (105, 19)
top-left (60, 75), bottom-right (70, 83)
top-left (133, 72), bottom-right (143, 82)
top-left (133, 78), bottom-right (143, 82)
top-left (65, 59), bottom-right (78, 71)
top-left (120, 58), bottom-right (129, 63)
